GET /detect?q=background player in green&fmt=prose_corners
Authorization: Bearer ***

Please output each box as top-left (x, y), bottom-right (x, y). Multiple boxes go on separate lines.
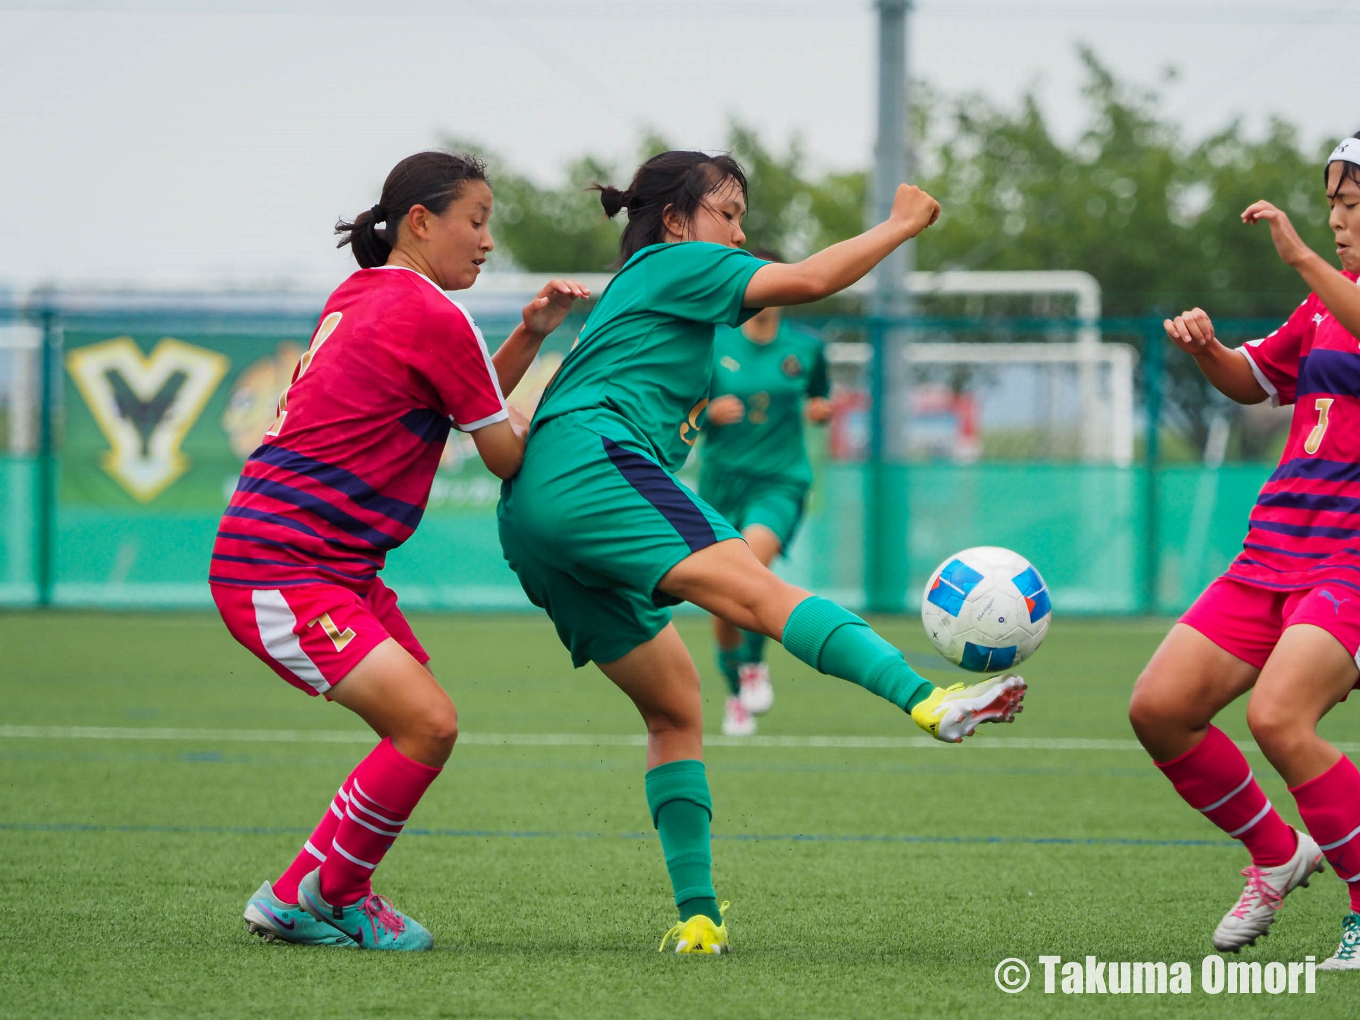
top-left (700, 247), bottom-right (833, 736)
top-left (498, 150), bottom-right (1027, 955)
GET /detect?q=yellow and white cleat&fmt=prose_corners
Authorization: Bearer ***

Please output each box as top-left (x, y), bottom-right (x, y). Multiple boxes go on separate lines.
top-left (659, 902), bottom-right (731, 955)
top-left (910, 674), bottom-right (1026, 742)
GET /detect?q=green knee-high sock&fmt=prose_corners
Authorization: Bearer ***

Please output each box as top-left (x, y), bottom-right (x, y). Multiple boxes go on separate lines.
top-left (781, 596), bottom-right (934, 711)
top-left (740, 629), bottom-right (767, 666)
top-left (645, 760), bottom-right (721, 922)
top-left (716, 645), bottom-right (742, 698)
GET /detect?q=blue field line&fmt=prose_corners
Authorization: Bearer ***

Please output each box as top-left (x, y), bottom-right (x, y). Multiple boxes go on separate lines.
top-left (0, 820), bottom-right (1240, 850)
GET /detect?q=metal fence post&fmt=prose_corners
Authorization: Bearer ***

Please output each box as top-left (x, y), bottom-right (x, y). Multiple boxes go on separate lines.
top-left (36, 304), bottom-right (57, 607)
top-left (1141, 318), bottom-right (1163, 615)
top-left (863, 314), bottom-right (911, 613)
top-left (864, 318), bottom-right (886, 611)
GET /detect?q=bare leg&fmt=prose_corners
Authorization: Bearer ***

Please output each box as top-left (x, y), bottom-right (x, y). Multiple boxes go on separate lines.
top-left (597, 624), bottom-right (704, 769)
top-left (1250, 624), bottom-right (1360, 942)
top-left (1130, 621), bottom-right (1304, 939)
top-left (1247, 624), bottom-right (1358, 787)
top-left (1128, 623), bottom-right (1259, 762)
top-left (708, 528), bottom-right (789, 653)
top-left (1249, 625), bottom-right (1360, 944)
top-left (664, 538), bottom-right (808, 639)
top-left (327, 638), bottom-right (458, 768)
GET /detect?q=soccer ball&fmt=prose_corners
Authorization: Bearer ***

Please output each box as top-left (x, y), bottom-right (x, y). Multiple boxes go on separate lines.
top-left (921, 546), bottom-right (1051, 672)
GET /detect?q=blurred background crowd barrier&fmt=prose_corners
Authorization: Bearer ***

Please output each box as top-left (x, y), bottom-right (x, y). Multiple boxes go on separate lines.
top-left (0, 273), bottom-right (1293, 615)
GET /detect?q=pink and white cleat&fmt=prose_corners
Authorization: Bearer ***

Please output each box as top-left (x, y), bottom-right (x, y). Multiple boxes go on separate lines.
top-left (721, 696), bottom-right (756, 737)
top-left (1213, 829), bottom-right (1325, 952)
top-left (737, 663), bottom-right (774, 715)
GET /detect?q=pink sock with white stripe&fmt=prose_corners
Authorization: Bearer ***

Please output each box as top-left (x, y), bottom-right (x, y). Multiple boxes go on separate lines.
top-left (272, 776), bottom-right (354, 904)
top-left (1156, 725), bottom-right (1297, 867)
top-left (318, 737), bottom-right (442, 906)
top-left (1290, 754), bottom-right (1360, 911)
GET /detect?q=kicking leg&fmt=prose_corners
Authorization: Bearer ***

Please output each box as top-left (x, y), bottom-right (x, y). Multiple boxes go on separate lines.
top-left (662, 538), bottom-right (1024, 742)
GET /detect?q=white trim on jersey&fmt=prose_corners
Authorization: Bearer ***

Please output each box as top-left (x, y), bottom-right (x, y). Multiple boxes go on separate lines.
top-left (455, 408), bottom-right (511, 432)
top-left (250, 589), bottom-right (331, 695)
top-left (449, 296), bottom-right (510, 430)
top-left (1236, 344), bottom-right (1280, 407)
top-left (373, 266), bottom-right (511, 430)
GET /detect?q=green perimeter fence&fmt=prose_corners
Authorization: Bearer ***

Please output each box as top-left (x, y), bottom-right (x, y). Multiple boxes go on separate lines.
top-left (0, 295), bottom-right (1294, 616)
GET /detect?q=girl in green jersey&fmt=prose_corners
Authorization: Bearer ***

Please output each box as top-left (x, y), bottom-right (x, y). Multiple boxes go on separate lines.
top-left (497, 150), bottom-right (1026, 954)
top-left (699, 247), bottom-right (833, 736)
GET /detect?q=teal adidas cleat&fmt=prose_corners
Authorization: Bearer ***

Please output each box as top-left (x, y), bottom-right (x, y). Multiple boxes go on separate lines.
top-left (297, 868), bottom-right (434, 951)
top-left (243, 880), bottom-right (358, 947)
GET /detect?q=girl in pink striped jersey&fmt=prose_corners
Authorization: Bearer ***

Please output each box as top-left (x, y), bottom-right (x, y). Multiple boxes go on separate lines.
top-left (219, 151), bottom-right (590, 950)
top-left (1130, 133), bottom-right (1360, 969)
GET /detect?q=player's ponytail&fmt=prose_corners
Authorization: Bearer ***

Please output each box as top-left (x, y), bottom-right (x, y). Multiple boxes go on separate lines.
top-left (339, 205), bottom-right (392, 269)
top-left (336, 150), bottom-right (489, 269)
top-left (592, 151), bottom-right (748, 265)
top-left (597, 185), bottom-right (630, 219)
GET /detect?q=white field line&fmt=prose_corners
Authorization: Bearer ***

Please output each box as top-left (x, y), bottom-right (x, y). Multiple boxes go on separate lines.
top-left (0, 724), bottom-right (1350, 754)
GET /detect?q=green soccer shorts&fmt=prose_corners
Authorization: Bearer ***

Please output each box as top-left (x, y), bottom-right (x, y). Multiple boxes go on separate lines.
top-left (497, 412), bottom-right (742, 667)
top-left (698, 464), bottom-right (809, 553)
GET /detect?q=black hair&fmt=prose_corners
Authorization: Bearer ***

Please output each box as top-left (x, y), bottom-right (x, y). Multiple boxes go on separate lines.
top-left (336, 150), bottom-right (489, 269)
top-left (1326, 130), bottom-right (1360, 197)
top-left (592, 150), bottom-right (748, 264)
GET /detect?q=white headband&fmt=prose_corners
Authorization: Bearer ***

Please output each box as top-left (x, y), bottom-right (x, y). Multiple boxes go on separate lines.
top-left (1330, 138), bottom-right (1360, 166)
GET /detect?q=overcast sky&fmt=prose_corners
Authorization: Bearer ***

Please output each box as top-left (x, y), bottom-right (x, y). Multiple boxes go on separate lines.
top-left (0, 0), bottom-right (1353, 290)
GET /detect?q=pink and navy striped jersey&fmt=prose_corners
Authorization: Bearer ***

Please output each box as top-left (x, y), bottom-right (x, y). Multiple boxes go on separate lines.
top-left (210, 267), bottom-right (508, 590)
top-left (1228, 272), bottom-right (1360, 594)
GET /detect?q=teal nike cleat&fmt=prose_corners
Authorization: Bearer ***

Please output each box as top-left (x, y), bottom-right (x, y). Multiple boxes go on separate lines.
top-left (297, 868), bottom-right (434, 951)
top-left (1320, 913), bottom-right (1360, 971)
top-left (243, 880), bottom-right (358, 947)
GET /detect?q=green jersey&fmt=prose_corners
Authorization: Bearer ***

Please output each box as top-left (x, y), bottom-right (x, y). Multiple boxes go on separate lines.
top-left (531, 241), bottom-right (767, 473)
top-left (701, 321), bottom-right (829, 485)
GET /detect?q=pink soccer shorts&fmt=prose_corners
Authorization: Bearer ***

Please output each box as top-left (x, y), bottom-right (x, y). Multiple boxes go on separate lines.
top-left (1181, 575), bottom-right (1360, 673)
top-left (211, 578), bottom-right (429, 697)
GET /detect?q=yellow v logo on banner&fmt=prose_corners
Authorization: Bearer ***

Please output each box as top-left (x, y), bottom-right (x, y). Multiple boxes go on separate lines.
top-left (66, 337), bottom-right (230, 502)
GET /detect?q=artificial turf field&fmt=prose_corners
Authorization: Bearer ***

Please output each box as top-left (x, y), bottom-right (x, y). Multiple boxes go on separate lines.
top-left (3, 611), bottom-right (1359, 1019)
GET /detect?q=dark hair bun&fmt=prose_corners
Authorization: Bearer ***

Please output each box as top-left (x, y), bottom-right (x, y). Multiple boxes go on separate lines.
top-left (336, 150), bottom-right (488, 269)
top-left (598, 186), bottom-right (629, 218)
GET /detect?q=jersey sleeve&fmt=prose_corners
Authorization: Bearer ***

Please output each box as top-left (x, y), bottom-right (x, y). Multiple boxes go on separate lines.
top-left (408, 300), bottom-right (508, 431)
top-left (645, 243), bottom-right (768, 327)
top-left (1237, 295), bottom-right (1317, 407)
top-left (806, 342), bottom-right (830, 400)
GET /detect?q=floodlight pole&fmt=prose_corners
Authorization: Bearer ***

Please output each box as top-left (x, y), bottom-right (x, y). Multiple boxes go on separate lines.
top-left (866, 0), bottom-right (912, 613)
